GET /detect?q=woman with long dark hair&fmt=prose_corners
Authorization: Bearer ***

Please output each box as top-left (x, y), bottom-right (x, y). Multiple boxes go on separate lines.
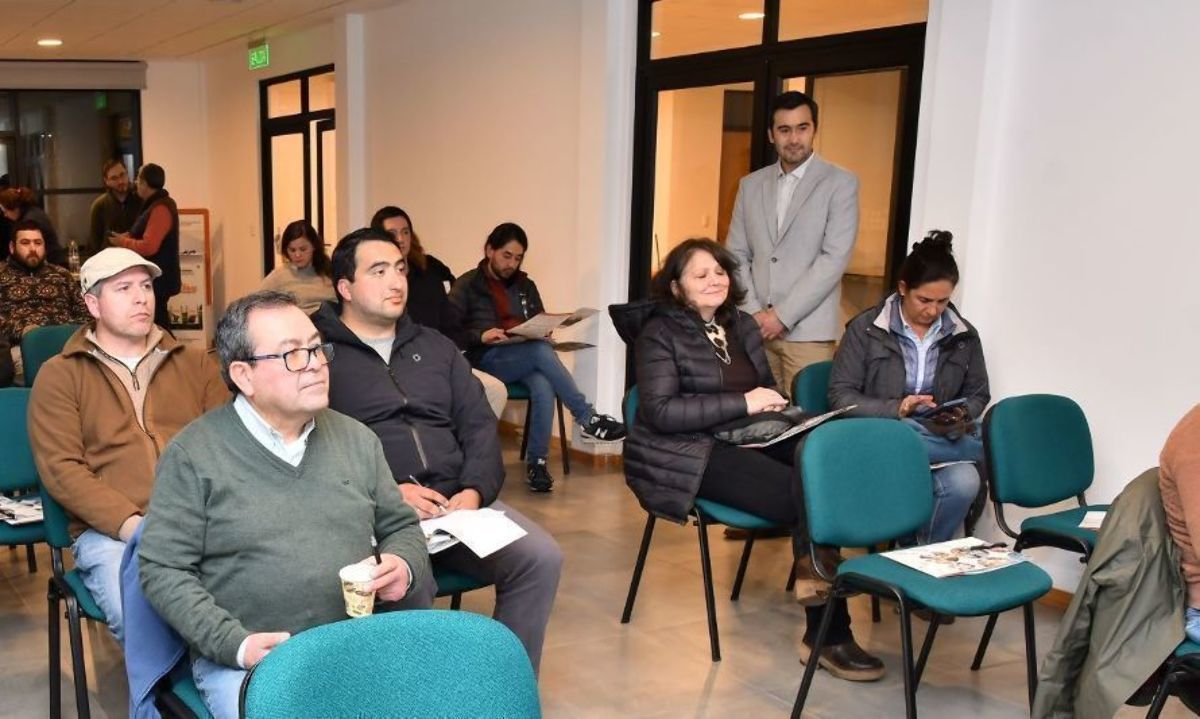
top-left (621, 238), bottom-right (883, 683)
top-left (259, 219), bottom-right (335, 314)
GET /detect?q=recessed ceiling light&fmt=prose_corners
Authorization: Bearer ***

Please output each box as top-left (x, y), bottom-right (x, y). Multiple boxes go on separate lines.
top-left (738, 12), bottom-right (766, 20)
top-left (651, 31), bottom-right (661, 38)
top-left (37, 38), bottom-right (63, 47)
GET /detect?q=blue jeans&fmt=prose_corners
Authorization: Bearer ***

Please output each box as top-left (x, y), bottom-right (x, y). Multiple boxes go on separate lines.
top-left (902, 419), bottom-right (984, 543)
top-left (1187, 607), bottom-right (1200, 644)
top-left (479, 341), bottom-right (593, 461)
top-left (192, 655), bottom-right (246, 719)
top-left (72, 529), bottom-right (128, 643)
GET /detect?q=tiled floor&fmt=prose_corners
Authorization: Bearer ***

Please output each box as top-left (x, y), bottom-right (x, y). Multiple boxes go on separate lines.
top-left (0, 438), bottom-right (1189, 718)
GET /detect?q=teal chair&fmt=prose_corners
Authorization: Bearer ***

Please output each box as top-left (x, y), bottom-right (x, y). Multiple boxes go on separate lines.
top-left (40, 475), bottom-right (107, 719)
top-left (790, 360), bottom-right (833, 413)
top-left (238, 610), bottom-right (540, 718)
top-left (434, 566), bottom-right (490, 610)
top-left (970, 394), bottom-right (1107, 670)
top-left (0, 387), bottom-right (45, 574)
top-left (21, 323), bottom-right (81, 386)
top-left (1148, 641), bottom-right (1200, 717)
top-left (619, 386), bottom-right (796, 662)
top-left (791, 419), bottom-right (1051, 718)
top-left (510, 381), bottom-right (570, 475)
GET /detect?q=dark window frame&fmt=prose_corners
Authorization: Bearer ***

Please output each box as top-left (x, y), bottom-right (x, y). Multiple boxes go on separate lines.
top-left (629, 0), bottom-right (926, 302)
top-left (258, 64), bottom-right (336, 274)
top-left (0, 88), bottom-right (143, 198)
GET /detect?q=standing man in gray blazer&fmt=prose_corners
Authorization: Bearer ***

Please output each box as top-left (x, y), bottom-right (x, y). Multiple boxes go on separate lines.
top-left (726, 91), bottom-right (859, 398)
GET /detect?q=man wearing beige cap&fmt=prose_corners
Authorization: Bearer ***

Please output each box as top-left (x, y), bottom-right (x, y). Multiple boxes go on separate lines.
top-left (28, 247), bottom-right (229, 643)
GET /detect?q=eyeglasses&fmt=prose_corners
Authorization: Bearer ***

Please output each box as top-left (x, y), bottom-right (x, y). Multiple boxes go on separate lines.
top-left (242, 343), bottom-right (335, 372)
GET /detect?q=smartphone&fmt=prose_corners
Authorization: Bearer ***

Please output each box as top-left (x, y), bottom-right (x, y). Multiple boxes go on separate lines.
top-left (912, 397), bottom-right (968, 420)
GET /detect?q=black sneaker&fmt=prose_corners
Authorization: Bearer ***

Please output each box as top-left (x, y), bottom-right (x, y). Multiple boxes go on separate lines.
top-left (580, 413), bottom-right (626, 443)
top-left (527, 459), bottom-right (554, 492)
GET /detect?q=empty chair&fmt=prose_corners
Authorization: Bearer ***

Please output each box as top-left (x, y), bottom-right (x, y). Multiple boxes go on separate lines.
top-left (20, 323), bottom-right (81, 387)
top-left (792, 418), bottom-right (1051, 718)
top-left (239, 610), bottom-right (540, 718)
top-left (972, 394), bottom-right (1107, 670)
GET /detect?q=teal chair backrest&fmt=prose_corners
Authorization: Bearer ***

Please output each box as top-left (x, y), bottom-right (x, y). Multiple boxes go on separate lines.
top-left (36, 464), bottom-right (74, 549)
top-left (240, 610), bottom-right (541, 718)
top-left (0, 388), bottom-right (38, 494)
top-left (791, 360), bottom-right (833, 413)
top-left (623, 386), bottom-right (639, 427)
top-left (22, 323), bottom-right (81, 386)
top-left (801, 418), bottom-right (933, 547)
top-left (986, 394), bottom-right (1094, 507)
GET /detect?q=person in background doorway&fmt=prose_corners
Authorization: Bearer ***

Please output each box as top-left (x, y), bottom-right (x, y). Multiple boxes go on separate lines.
top-left (111, 164), bottom-right (180, 330)
top-left (726, 90), bottom-right (859, 399)
top-left (88, 160), bottom-right (140, 259)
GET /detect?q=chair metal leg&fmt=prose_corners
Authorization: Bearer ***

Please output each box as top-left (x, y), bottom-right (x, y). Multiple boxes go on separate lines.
top-left (621, 514), bottom-right (656, 623)
top-left (785, 559), bottom-right (797, 592)
top-left (519, 399), bottom-right (531, 461)
top-left (695, 513), bottom-right (721, 662)
top-left (869, 545), bottom-right (881, 623)
top-left (971, 613), bottom-right (1000, 670)
top-left (791, 582), bottom-right (840, 719)
top-left (26, 543), bottom-right (37, 573)
top-left (66, 596), bottom-right (91, 719)
top-left (730, 533), bottom-right (756, 601)
top-left (1147, 669), bottom-right (1176, 719)
top-left (450, 593), bottom-right (463, 610)
top-left (1023, 603), bottom-right (1038, 709)
top-left (913, 614), bottom-right (941, 687)
top-left (556, 398), bottom-right (570, 475)
top-left (897, 598), bottom-right (919, 719)
top-left (48, 581), bottom-right (62, 719)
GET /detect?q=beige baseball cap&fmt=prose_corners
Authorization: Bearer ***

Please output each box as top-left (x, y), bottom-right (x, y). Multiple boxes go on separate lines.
top-left (79, 248), bottom-right (162, 294)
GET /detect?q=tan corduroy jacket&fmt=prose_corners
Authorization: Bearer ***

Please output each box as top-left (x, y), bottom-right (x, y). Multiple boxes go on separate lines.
top-left (28, 325), bottom-right (229, 538)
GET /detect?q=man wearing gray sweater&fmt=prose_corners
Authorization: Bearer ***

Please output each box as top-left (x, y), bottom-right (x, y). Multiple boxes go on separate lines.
top-left (139, 290), bottom-right (432, 719)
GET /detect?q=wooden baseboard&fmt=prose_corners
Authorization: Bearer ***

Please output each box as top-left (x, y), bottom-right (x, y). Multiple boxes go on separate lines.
top-left (497, 420), bottom-right (624, 470)
top-left (1038, 587), bottom-right (1073, 611)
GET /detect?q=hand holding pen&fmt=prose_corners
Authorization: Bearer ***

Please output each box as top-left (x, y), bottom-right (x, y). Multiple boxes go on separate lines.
top-left (398, 475), bottom-right (450, 519)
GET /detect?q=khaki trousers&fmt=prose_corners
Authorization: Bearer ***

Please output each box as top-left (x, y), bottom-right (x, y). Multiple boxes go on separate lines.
top-left (763, 338), bottom-right (835, 400)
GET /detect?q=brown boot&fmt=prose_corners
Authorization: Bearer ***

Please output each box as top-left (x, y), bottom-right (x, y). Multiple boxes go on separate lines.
top-left (792, 548), bottom-right (842, 606)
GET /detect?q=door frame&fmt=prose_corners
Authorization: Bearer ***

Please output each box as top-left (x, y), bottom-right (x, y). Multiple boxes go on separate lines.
top-left (258, 64), bottom-right (335, 274)
top-left (628, 13), bottom-right (925, 303)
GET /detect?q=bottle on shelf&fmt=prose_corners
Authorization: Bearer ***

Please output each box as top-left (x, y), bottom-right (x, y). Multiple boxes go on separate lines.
top-left (67, 239), bottom-right (80, 275)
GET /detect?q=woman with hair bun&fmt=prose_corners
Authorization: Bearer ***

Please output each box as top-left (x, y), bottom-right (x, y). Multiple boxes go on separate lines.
top-left (829, 230), bottom-right (990, 545)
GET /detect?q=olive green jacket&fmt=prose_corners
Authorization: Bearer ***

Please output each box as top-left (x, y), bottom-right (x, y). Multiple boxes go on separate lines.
top-left (1033, 467), bottom-right (1185, 718)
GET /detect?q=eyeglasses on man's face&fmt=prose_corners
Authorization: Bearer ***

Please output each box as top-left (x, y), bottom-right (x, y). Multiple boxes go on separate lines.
top-left (243, 343), bottom-right (335, 372)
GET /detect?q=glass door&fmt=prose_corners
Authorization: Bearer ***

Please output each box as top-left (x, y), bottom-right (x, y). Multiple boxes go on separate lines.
top-left (781, 69), bottom-right (906, 321)
top-left (259, 66), bottom-right (336, 273)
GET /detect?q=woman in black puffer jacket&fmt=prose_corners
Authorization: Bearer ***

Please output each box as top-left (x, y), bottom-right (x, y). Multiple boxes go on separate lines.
top-left (619, 238), bottom-right (881, 682)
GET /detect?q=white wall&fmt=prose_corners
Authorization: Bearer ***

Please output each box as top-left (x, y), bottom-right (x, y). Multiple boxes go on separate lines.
top-left (359, 0), bottom-right (635, 430)
top-left (142, 61), bottom-right (210, 212)
top-left (913, 0), bottom-right (1200, 587)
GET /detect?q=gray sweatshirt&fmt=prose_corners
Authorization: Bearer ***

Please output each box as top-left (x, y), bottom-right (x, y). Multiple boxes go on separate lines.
top-left (139, 402), bottom-right (430, 667)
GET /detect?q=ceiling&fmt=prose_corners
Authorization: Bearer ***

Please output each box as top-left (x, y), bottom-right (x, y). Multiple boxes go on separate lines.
top-left (0, 0), bottom-right (398, 60)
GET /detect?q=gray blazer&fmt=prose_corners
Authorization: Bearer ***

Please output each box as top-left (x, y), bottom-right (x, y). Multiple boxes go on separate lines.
top-left (726, 154), bottom-right (859, 342)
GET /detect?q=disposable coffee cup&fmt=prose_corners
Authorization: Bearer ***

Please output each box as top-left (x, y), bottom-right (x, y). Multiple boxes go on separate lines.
top-left (338, 563), bottom-right (376, 618)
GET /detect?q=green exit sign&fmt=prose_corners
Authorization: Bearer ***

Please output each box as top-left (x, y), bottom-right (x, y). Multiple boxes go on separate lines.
top-left (248, 42), bottom-right (270, 70)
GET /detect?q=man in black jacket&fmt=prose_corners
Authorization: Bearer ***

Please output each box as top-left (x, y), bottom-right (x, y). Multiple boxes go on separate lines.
top-left (449, 222), bottom-right (625, 491)
top-left (313, 228), bottom-right (562, 673)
